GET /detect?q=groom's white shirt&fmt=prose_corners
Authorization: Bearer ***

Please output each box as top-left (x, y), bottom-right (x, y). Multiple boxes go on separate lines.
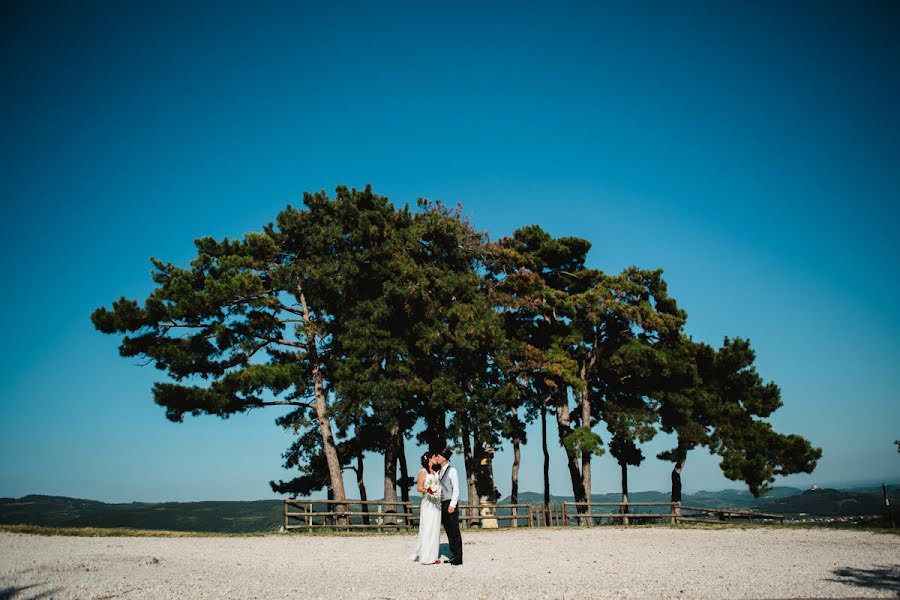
top-left (438, 463), bottom-right (459, 509)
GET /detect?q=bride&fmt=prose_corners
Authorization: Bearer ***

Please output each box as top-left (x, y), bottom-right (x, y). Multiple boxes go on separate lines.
top-left (410, 451), bottom-right (442, 564)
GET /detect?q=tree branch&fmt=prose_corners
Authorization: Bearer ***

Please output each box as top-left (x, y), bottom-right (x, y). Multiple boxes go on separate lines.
top-left (160, 320), bottom-right (207, 330)
top-left (253, 335), bottom-right (305, 349)
top-left (223, 291), bottom-right (277, 308)
top-left (274, 303), bottom-right (305, 317)
top-left (247, 399), bottom-right (316, 409)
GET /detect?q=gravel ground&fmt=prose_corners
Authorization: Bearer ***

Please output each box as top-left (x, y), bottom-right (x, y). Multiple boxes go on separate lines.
top-left (1, 527), bottom-right (898, 599)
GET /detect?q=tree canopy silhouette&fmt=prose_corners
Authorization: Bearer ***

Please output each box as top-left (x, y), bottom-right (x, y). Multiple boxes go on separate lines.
top-left (94, 185), bottom-right (821, 506)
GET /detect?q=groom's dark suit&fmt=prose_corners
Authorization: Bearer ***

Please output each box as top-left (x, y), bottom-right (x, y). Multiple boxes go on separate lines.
top-left (439, 463), bottom-right (463, 565)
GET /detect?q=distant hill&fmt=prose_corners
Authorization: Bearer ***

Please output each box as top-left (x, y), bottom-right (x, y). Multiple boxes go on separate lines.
top-left (502, 487), bottom-right (804, 510)
top-left (0, 495), bottom-right (283, 533)
top-left (756, 487), bottom-right (899, 516)
top-left (2, 485), bottom-right (895, 532)
top-left (503, 485), bottom-right (899, 517)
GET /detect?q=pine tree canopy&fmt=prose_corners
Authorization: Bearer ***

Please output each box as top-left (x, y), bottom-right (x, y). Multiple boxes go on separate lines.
top-left (93, 185), bottom-right (821, 500)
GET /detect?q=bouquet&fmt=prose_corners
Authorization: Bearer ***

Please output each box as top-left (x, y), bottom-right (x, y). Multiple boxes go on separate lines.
top-left (423, 473), bottom-right (442, 502)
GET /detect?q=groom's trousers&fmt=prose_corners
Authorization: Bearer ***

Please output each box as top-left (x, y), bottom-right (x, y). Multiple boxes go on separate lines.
top-left (441, 500), bottom-right (463, 563)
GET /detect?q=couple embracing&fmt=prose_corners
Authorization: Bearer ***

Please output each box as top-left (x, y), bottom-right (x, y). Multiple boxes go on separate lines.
top-left (409, 448), bottom-right (463, 566)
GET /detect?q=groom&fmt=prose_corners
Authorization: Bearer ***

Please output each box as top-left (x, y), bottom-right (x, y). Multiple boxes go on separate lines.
top-left (433, 447), bottom-right (463, 565)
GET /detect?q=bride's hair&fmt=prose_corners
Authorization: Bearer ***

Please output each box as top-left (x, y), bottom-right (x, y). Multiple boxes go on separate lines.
top-left (420, 452), bottom-right (433, 472)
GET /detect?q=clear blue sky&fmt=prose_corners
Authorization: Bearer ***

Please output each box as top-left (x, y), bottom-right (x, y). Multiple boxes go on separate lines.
top-left (1, 1), bottom-right (897, 502)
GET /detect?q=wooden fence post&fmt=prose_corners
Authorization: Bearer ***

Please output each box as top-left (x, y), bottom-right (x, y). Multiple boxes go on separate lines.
top-left (377, 505), bottom-right (383, 533)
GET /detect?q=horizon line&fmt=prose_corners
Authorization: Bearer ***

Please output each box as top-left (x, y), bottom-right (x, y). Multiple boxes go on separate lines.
top-left (8, 479), bottom-right (899, 505)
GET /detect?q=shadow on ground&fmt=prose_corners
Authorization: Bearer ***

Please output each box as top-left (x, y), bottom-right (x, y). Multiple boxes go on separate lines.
top-left (827, 564), bottom-right (900, 593)
top-left (0, 584), bottom-right (62, 600)
top-left (439, 542), bottom-right (454, 560)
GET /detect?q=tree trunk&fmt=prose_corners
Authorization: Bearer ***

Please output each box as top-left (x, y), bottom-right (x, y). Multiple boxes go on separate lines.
top-left (423, 392), bottom-right (447, 451)
top-left (669, 437), bottom-right (689, 503)
top-left (383, 422), bottom-right (400, 524)
top-left (511, 408), bottom-right (520, 506)
top-left (461, 413), bottom-right (479, 527)
top-left (298, 287), bottom-right (347, 524)
top-left (579, 363), bottom-right (591, 505)
top-left (620, 461), bottom-right (629, 515)
top-left (512, 458), bottom-right (520, 527)
top-left (326, 486), bottom-right (335, 526)
top-left (671, 454), bottom-right (684, 503)
top-left (354, 419), bottom-right (369, 525)
top-left (555, 391), bottom-right (587, 524)
top-left (476, 443), bottom-right (498, 502)
top-left (397, 429), bottom-right (410, 503)
top-left (541, 396), bottom-right (550, 525)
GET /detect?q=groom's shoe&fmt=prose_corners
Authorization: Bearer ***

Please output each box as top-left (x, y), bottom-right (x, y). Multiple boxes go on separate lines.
top-left (449, 559), bottom-right (463, 566)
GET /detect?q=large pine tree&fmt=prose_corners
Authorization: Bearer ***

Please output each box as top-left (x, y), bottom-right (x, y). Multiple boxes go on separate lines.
top-left (94, 185), bottom-right (821, 513)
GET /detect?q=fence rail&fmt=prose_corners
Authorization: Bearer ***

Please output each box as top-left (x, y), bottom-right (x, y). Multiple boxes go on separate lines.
top-left (678, 505), bottom-right (785, 524)
top-left (283, 500), bottom-right (536, 530)
top-left (283, 499), bottom-right (784, 530)
top-left (560, 501), bottom-right (785, 525)
top-left (562, 501), bottom-right (678, 525)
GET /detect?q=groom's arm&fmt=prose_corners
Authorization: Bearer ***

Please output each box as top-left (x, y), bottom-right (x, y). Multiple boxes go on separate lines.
top-left (449, 467), bottom-right (460, 509)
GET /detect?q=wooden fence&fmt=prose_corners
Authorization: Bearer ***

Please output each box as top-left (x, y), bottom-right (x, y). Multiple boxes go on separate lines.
top-left (561, 501), bottom-right (785, 525)
top-left (284, 499), bottom-right (535, 531)
top-left (675, 504), bottom-right (785, 524)
top-left (284, 499), bottom-right (784, 531)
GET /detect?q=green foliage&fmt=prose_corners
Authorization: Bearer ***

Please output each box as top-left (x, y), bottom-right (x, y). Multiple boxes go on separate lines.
top-left (94, 185), bottom-right (821, 501)
top-left (560, 426), bottom-right (605, 456)
top-left (654, 335), bottom-right (821, 496)
top-left (717, 420), bottom-right (822, 496)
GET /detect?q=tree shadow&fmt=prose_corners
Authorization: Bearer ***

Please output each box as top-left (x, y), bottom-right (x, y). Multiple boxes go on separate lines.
top-left (439, 542), bottom-right (453, 560)
top-left (827, 564), bottom-right (900, 593)
top-left (0, 584), bottom-right (62, 600)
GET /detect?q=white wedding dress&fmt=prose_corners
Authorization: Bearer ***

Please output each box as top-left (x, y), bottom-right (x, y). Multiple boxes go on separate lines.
top-left (410, 469), bottom-right (442, 564)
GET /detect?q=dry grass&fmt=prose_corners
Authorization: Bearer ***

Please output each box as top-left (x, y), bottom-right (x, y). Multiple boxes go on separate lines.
top-left (0, 524), bottom-right (267, 538)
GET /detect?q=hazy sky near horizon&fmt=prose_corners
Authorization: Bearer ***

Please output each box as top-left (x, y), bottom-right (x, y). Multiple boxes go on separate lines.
top-left (1, 1), bottom-right (898, 502)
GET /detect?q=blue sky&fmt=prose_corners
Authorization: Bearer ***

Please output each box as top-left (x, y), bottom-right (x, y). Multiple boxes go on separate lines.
top-left (1, 1), bottom-right (898, 502)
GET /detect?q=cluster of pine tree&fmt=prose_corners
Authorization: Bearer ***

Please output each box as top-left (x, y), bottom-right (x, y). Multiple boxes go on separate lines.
top-left (93, 186), bottom-right (821, 521)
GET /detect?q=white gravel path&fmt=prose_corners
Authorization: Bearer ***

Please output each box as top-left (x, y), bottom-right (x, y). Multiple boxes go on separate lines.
top-left (0, 527), bottom-right (897, 599)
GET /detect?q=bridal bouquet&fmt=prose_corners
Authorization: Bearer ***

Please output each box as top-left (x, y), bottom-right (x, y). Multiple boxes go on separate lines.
top-left (423, 474), bottom-right (442, 502)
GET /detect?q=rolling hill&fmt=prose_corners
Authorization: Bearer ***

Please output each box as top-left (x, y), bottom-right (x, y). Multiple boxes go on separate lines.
top-left (2, 485), bottom-right (895, 532)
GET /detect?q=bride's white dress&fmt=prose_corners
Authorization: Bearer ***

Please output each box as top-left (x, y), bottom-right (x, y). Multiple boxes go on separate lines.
top-left (410, 469), bottom-right (441, 564)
